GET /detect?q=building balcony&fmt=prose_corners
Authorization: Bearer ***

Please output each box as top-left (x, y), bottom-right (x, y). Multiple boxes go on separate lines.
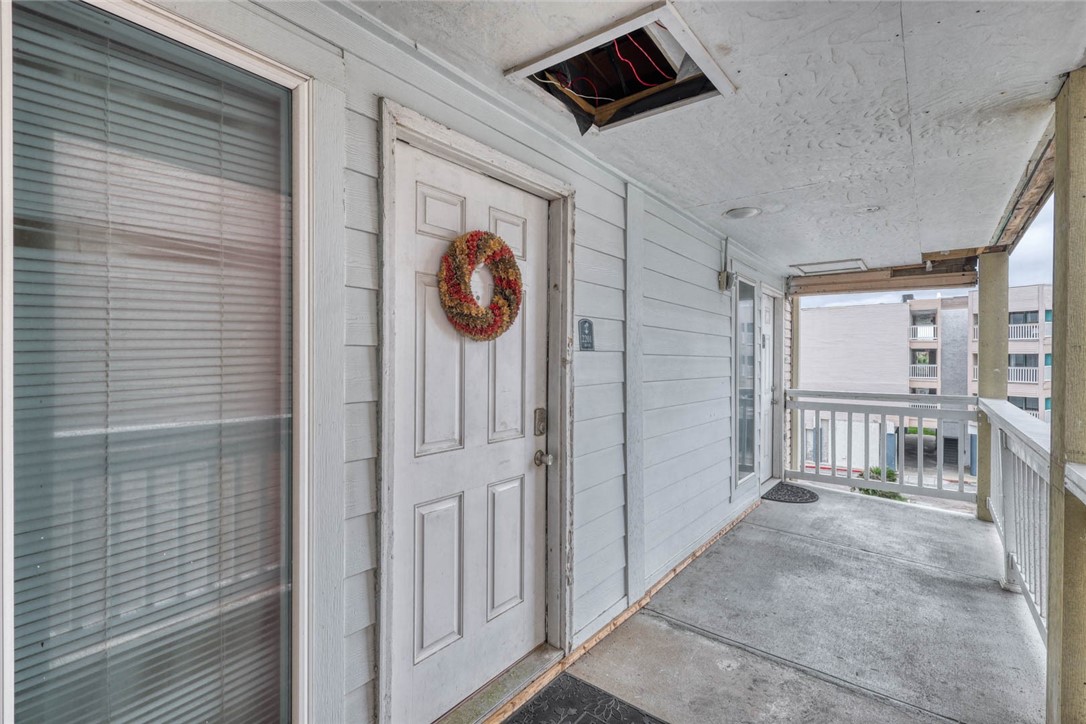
top-left (1009, 323), bottom-right (1040, 340)
top-left (974, 323), bottom-right (1052, 342)
top-left (909, 324), bottom-right (938, 341)
top-left (974, 365), bottom-right (979, 380)
top-left (554, 390), bottom-right (1047, 723)
top-left (1009, 366), bottom-right (1040, 384)
top-left (909, 363), bottom-right (938, 379)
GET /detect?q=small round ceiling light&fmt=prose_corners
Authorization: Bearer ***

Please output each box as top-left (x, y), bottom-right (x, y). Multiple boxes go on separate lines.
top-left (724, 206), bottom-right (761, 219)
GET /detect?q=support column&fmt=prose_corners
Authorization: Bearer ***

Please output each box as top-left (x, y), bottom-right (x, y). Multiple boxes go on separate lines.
top-left (1048, 66), bottom-right (1086, 724)
top-left (977, 250), bottom-right (1009, 522)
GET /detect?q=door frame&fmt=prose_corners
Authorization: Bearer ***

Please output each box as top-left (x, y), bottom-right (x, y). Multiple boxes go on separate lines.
top-left (760, 285), bottom-right (785, 492)
top-left (376, 100), bottom-right (575, 723)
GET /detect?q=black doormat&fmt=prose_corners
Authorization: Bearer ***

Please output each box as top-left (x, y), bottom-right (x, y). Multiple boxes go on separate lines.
top-left (503, 673), bottom-right (666, 724)
top-left (762, 482), bottom-right (819, 504)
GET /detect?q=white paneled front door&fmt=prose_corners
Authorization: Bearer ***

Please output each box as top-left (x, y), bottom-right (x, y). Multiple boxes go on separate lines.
top-left (391, 142), bottom-right (549, 723)
top-left (760, 293), bottom-right (776, 482)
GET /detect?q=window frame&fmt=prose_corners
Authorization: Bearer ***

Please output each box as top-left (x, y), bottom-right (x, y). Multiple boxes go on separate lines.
top-left (733, 276), bottom-right (758, 489)
top-left (0, 2), bottom-right (314, 718)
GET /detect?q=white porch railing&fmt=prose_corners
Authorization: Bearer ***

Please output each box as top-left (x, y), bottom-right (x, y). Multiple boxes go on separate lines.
top-left (973, 365), bottom-right (979, 381)
top-left (1008, 366), bottom-right (1039, 384)
top-left (910, 364), bottom-right (938, 379)
top-left (983, 399), bottom-right (1051, 641)
top-left (973, 324), bottom-right (979, 340)
top-left (909, 325), bottom-right (938, 341)
top-left (786, 390), bottom-right (977, 501)
top-left (1009, 323), bottom-right (1040, 340)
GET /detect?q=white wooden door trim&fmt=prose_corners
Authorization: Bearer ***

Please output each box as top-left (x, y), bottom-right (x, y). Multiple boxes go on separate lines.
top-left (377, 99), bottom-right (575, 724)
top-left (759, 287), bottom-right (784, 484)
top-left (1, 2), bottom-right (324, 719)
top-left (766, 287), bottom-right (785, 483)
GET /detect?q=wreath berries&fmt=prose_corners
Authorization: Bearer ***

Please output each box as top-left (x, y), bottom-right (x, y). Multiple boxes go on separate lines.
top-left (437, 230), bottom-right (523, 341)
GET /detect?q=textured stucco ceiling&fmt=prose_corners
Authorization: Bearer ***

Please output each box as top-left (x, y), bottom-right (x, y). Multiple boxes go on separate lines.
top-left (355, 1), bottom-right (1086, 276)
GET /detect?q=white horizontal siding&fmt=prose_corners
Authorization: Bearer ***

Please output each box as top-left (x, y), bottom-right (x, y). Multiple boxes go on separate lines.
top-left (639, 200), bottom-right (735, 584)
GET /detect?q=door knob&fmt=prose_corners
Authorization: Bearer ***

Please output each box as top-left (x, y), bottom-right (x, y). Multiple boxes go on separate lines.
top-left (534, 450), bottom-right (554, 467)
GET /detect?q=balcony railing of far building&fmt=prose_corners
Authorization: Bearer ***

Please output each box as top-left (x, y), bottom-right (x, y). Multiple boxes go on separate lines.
top-left (974, 323), bottom-right (1053, 340)
top-left (910, 364), bottom-right (938, 379)
top-left (909, 325), bottom-right (938, 341)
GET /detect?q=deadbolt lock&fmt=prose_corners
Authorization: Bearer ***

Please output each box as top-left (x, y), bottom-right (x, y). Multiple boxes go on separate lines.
top-left (534, 408), bottom-right (547, 436)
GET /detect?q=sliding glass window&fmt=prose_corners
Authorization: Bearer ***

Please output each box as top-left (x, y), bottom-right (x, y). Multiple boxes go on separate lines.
top-left (12, 3), bottom-right (292, 720)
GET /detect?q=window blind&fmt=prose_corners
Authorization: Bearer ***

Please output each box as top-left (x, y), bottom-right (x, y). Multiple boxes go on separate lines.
top-left (12, 3), bottom-right (293, 721)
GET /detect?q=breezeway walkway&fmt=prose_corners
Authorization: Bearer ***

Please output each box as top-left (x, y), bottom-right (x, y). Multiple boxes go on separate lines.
top-left (563, 486), bottom-right (1045, 723)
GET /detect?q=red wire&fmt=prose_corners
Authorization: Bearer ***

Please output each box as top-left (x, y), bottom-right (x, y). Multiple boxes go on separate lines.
top-left (612, 38), bottom-right (660, 88)
top-left (627, 33), bottom-right (674, 80)
top-left (571, 76), bottom-right (603, 102)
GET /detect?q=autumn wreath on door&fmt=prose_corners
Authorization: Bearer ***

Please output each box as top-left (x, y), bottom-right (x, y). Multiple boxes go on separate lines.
top-left (437, 230), bottom-right (523, 341)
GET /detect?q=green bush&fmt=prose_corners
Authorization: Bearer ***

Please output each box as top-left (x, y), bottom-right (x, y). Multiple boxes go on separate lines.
top-left (855, 467), bottom-right (908, 501)
top-left (904, 426), bottom-right (938, 436)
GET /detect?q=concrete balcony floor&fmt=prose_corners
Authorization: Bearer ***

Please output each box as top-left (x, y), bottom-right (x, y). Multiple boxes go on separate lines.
top-left (565, 486), bottom-right (1045, 723)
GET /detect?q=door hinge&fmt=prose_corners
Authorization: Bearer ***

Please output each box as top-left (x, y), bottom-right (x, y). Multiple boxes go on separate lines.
top-left (534, 408), bottom-right (547, 436)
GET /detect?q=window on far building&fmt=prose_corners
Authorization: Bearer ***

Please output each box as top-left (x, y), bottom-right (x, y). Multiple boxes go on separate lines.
top-left (1008, 396), bottom-right (1040, 411)
top-left (1009, 311), bottom-right (1039, 324)
top-left (1009, 353), bottom-right (1039, 368)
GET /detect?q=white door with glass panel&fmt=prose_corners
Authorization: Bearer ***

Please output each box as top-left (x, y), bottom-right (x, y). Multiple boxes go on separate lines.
top-left (736, 280), bottom-right (757, 486)
top-left (760, 293), bottom-right (777, 482)
top-left (392, 142), bottom-right (549, 722)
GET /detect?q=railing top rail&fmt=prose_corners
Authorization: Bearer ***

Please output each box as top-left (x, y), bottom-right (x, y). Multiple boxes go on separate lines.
top-left (978, 397), bottom-right (1051, 459)
top-left (1067, 463), bottom-right (1086, 505)
top-left (787, 389), bottom-right (977, 407)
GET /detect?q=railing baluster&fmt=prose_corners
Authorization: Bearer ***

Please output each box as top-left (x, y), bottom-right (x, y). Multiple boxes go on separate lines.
top-left (830, 410), bottom-right (837, 477)
top-left (1034, 466), bottom-right (1041, 603)
top-left (879, 415), bottom-right (887, 483)
top-left (864, 412), bottom-right (870, 480)
top-left (846, 412), bottom-right (853, 481)
top-left (936, 423), bottom-right (944, 492)
top-left (917, 415), bottom-right (925, 491)
top-left (897, 416), bottom-right (906, 492)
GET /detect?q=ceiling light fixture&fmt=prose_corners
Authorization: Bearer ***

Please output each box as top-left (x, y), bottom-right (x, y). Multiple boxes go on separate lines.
top-left (724, 206), bottom-right (761, 219)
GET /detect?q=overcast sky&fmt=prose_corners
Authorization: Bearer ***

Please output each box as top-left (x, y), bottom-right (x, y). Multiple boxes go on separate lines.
top-left (802, 197), bottom-right (1055, 309)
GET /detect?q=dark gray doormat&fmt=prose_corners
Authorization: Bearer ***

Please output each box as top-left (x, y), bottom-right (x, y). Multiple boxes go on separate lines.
top-left (503, 673), bottom-right (666, 724)
top-left (762, 482), bottom-right (819, 504)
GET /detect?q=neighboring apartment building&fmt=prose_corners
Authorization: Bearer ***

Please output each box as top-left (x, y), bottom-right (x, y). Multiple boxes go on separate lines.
top-left (905, 295), bottom-right (970, 397)
top-left (968, 284), bottom-right (1053, 420)
top-left (799, 295), bottom-right (969, 397)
